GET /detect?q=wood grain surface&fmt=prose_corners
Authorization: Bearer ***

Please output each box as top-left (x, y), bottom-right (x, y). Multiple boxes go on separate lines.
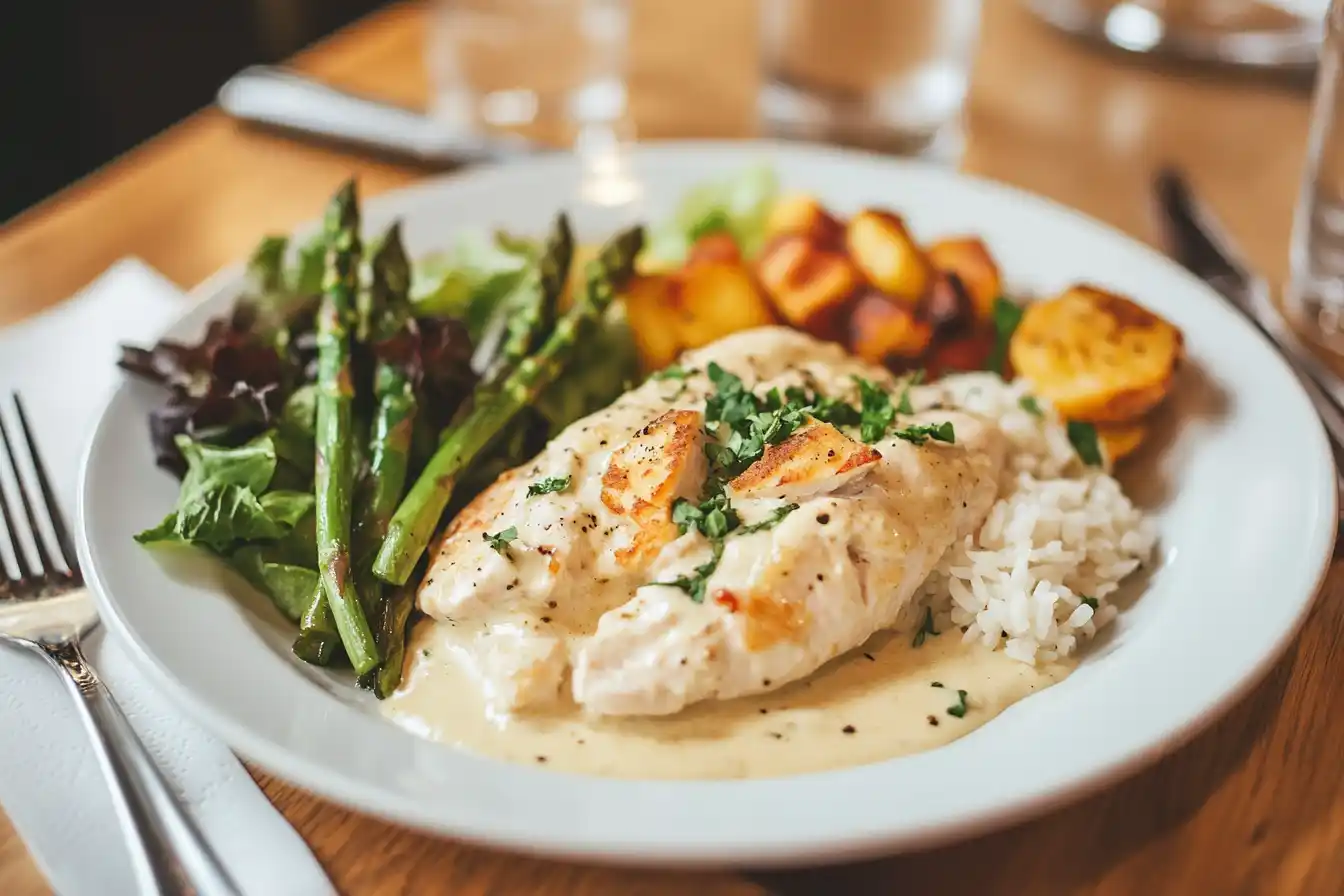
top-left (2, 1), bottom-right (1341, 894)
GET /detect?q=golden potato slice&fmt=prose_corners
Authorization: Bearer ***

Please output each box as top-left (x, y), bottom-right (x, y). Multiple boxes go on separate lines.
top-left (1009, 284), bottom-right (1183, 423)
top-left (848, 292), bottom-right (934, 364)
top-left (676, 262), bottom-right (777, 347)
top-left (1096, 420), bottom-right (1147, 463)
top-left (845, 210), bottom-right (933, 306)
top-left (621, 274), bottom-right (686, 372)
top-left (765, 193), bottom-right (844, 246)
top-left (928, 238), bottom-right (1002, 321)
top-left (756, 234), bottom-right (861, 340)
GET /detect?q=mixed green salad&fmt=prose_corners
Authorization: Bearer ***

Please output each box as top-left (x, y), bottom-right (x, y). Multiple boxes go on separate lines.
top-left (119, 179), bottom-right (674, 696)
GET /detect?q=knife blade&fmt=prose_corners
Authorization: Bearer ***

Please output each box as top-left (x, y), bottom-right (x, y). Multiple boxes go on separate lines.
top-left (216, 65), bottom-right (538, 168)
top-left (1153, 167), bottom-right (1344, 495)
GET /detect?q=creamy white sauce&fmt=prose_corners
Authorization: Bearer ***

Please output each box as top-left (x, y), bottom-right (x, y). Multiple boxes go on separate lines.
top-left (385, 619), bottom-right (1072, 780)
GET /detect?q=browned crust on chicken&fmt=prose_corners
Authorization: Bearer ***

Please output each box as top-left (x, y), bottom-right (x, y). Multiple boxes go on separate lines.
top-left (600, 409), bottom-right (706, 567)
top-left (443, 467), bottom-right (523, 541)
top-left (728, 421), bottom-right (881, 495)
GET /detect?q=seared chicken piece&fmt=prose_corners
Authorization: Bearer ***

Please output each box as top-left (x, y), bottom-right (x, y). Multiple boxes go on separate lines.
top-left (415, 326), bottom-right (1006, 717)
top-left (726, 419), bottom-right (882, 502)
top-left (601, 409), bottom-right (706, 566)
top-left (571, 410), bottom-right (1005, 716)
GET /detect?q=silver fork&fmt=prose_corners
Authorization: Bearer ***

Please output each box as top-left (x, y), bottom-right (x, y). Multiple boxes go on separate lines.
top-left (0, 393), bottom-right (241, 896)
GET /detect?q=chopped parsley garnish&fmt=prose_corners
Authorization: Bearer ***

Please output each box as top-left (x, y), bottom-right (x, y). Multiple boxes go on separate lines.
top-left (526, 475), bottom-right (571, 497)
top-left (663, 542), bottom-right (724, 603)
top-left (738, 503), bottom-right (800, 536)
top-left (1080, 595), bottom-right (1098, 610)
top-left (912, 607), bottom-right (939, 647)
top-left (931, 681), bottom-right (945, 689)
top-left (704, 363), bottom-right (756, 428)
top-left (1019, 395), bottom-right (1043, 417)
top-left (896, 370), bottom-right (925, 415)
top-left (483, 526), bottom-right (518, 554)
top-left (947, 689), bottom-right (970, 718)
top-left (855, 376), bottom-right (897, 444)
top-left (652, 364), bottom-right (690, 382)
top-left (892, 421), bottom-right (956, 446)
top-left (986, 296), bottom-right (1024, 376)
top-left (1067, 420), bottom-right (1103, 466)
top-left (654, 366), bottom-right (937, 602)
top-left (672, 493), bottom-right (738, 538)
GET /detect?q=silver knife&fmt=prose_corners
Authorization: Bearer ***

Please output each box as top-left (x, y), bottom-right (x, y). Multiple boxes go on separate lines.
top-left (1152, 167), bottom-right (1344, 495)
top-left (216, 65), bottom-right (538, 167)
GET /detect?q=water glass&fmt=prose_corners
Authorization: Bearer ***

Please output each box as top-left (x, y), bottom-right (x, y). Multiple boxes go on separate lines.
top-left (758, 0), bottom-right (983, 159)
top-left (426, 0), bottom-right (631, 149)
top-left (1288, 0), bottom-right (1344, 351)
top-left (1026, 0), bottom-right (1326, 71)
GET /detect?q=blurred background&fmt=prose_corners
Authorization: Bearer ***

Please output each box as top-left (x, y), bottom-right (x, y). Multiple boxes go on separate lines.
top-left (1, 0), bottom-right (384, 221)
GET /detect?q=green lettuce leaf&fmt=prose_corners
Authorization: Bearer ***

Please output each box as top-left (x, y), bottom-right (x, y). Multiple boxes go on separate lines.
top-left (646, 165), bottom-right (779, 265)
top-left (411, 230), bottom-right (532, 338)
top-left (228, 545), bottom-right (319, 623)
top-left (135, 432), bottom-right (311, 551)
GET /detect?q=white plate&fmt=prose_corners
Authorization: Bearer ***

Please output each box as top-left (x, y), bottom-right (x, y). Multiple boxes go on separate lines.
top-left (78, 142), bottom-right (1337, 867)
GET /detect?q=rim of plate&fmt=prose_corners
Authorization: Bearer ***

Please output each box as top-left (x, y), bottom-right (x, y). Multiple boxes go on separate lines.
top-left (77, 141), bottom-right (1338, 867)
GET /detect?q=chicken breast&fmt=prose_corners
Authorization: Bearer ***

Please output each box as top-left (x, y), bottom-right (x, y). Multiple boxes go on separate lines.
top-left (416, 326), bottom-right (1006, 717)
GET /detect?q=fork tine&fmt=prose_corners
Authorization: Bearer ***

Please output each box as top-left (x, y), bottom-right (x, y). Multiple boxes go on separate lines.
top-left (0, 417), bottom-right (35, 597)
top-left (0, 404), bottom-right (59, 582)
top-left (12, 393), bottom-right (80, 581)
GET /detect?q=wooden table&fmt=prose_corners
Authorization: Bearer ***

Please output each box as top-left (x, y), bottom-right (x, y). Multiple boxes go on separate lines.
top-left (2, 1), bottom-right (1340, 893)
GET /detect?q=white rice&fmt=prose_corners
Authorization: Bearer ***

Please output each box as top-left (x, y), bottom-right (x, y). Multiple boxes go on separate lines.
top-left (911, 373), bottom-right (1157, 665)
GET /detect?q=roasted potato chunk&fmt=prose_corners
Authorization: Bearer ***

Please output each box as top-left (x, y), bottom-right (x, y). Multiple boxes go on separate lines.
top-left (848, 292), bottom-right (934, 364)
top-left (622, 275), bottom-right (686, 371)
top-left (924, 326), bottom-right (995, 378)
top-left (928, 237), bottom-right (1002, 321)
top-left (765, 194), bottom-right (844, 247)
top-left (1009, 284), bottom-right (1183, 423)
top-left (685, 232), bottom-right (743, 268)
top-left (756, 234), bottom-right (861, 340)
top-left (1096, 420), bottom-right (1147, 463)
top-left (676, 262), bottom-right (777, 347)
top-left (621, 264), bottom-right (776, 371)
top-left (845, 210), bottom-right (933, 306)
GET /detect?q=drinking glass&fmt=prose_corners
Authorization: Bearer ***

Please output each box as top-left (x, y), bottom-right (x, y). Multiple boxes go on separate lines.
top-left (427, 0), bottom-right (631, 150)
top-left (1288, 0), bottom-right (1344, 351)
top-left (758, 0), bottom-right (983, 159)
top-left (1026, 0), bottom-right (1327, 72)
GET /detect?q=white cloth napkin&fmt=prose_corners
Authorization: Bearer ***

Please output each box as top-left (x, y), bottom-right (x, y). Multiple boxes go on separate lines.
top-left (0, 260), bottom-right (336, 896)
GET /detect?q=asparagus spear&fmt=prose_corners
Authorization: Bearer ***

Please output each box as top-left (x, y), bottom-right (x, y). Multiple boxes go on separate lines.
top-left (358, 584), bottom-right (416, 697)
top-left (310, 180), bottom-right (380, 675)
top-left (358, 223), bottom-right (418, 556)
top-left (353, 224), bottom-right (420, 688)
top-left (293, 583), bottom-right (340, 665)
top-left (480, 214), bottom-right (574, 388)
top-left (373, 225), bottom-right (645, 585)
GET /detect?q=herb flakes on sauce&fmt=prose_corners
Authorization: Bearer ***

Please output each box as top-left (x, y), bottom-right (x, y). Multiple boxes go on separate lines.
top-left (483, 526), bottom-right (518, 554)
top-left (912, 607), bottom-right (940, 647)
top-left (947, 689), bottom-right (970, 718)
top-left (986, 296), bottom-right (1024, 376)
top-left (1067, 421), bottom-right (1103, 466)
top-left (526, 475), bottom-right (571, 497)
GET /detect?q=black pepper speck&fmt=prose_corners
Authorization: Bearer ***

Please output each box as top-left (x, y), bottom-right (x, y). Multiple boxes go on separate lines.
top-left (842, 725), bottom-right (856, 735)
